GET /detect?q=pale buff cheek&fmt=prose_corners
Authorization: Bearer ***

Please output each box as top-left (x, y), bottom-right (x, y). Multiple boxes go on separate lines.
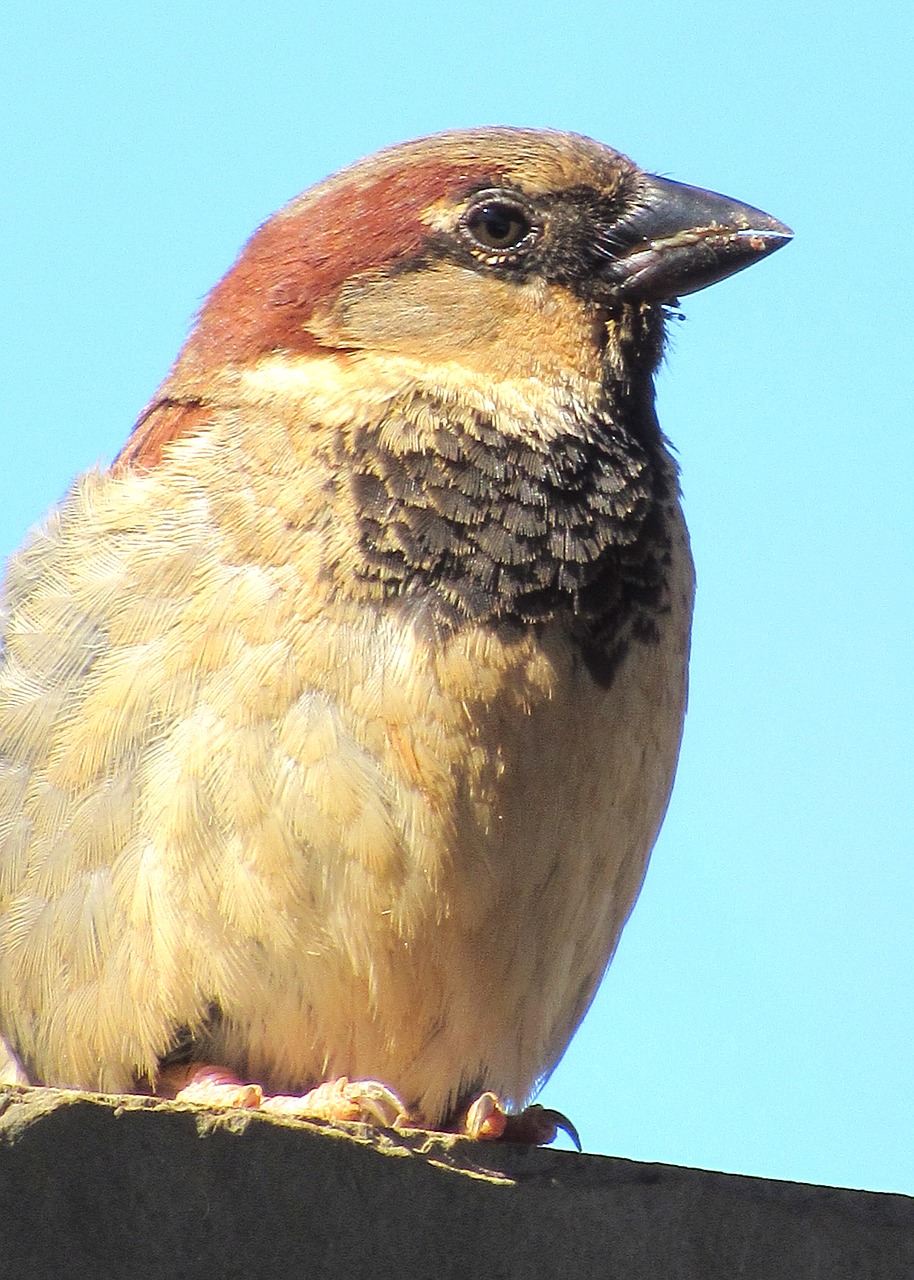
top-left (308, 266), bottom-right (607, 389)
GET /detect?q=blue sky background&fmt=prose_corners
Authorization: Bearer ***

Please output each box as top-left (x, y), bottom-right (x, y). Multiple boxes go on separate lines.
top-left (3, 4), bottom-right (911, 1195)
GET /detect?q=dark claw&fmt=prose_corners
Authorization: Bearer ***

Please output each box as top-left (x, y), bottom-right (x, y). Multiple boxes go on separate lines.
top-left (501, 1103), bottom-right (582, 1150)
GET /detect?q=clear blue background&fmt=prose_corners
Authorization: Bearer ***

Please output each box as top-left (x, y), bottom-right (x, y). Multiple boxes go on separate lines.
top-left (3, 3), bottom-right (911, 1195)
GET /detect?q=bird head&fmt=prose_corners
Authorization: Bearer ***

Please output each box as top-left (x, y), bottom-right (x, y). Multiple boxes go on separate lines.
top-left (119, 128), bottom-right (790, 468)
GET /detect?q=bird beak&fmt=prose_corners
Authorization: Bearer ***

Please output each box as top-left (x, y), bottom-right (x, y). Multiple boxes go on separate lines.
top-left (604, 174), bottom-right (793, 301)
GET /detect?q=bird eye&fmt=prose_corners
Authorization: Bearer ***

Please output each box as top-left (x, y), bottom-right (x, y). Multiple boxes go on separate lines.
top-left (460, 193), bottom-right (538, 259)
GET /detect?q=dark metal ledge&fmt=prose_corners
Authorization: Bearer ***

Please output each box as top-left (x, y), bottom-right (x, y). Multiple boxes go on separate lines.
top-left (1, 1087), bottom-right (911, 1279)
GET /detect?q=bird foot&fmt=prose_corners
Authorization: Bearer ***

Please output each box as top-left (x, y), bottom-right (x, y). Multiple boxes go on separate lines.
top-left (461, 1092), bottom-right (581, 1148)
top-left (159, 1065), bottom-right (578, 1148)
top-left (160, 1064), bottom-right (264, 1109)
top-left (161, 1064), bottom-right (409, 1127)
top-left (261, 1076), bottom-right (409, 1127)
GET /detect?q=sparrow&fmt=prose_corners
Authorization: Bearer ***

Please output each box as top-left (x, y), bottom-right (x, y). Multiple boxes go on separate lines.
top-left (0, 128), bottom-right (790, 1142)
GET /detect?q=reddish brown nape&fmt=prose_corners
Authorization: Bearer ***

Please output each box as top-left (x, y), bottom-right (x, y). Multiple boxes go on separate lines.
top-left (172, 156), bottom-right (488, 378)
top-left (114, 401), bottom-right (214, 472)
top-left (116, 154), bottom-right (496, 473)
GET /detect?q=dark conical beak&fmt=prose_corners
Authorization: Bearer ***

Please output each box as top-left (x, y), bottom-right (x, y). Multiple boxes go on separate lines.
top-left (603, 174), bottom-right (793, 301)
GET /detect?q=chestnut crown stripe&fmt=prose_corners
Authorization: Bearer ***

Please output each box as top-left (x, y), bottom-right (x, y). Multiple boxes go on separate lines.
top-left (173, 156), bottom-right (484, 378)
top-left (117, 154), bottom-right (499, 472)
top-left (113, 130), bottom-right (646, 472)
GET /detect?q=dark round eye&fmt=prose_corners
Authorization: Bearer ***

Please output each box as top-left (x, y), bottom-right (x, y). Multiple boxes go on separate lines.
top-left (460, 195), bottom-right (537, 257)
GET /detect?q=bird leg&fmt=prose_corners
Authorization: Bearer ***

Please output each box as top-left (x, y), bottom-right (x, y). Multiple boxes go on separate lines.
top-left (0, 1033), bottom-right (30, 1086)
top-left (158, 1063), bottom-right (264, 1109)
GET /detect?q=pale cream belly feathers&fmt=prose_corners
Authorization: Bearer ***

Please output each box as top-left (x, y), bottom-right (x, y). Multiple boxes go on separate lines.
top-left (0, 358), bottom-right (692, 1122)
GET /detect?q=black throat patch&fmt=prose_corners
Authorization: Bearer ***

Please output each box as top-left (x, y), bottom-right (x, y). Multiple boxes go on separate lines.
top-left (342, 387), bottom-right (677, 686)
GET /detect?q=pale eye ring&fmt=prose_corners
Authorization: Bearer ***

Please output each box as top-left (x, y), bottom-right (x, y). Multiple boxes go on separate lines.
top-left (459, 192), bottom-right (540, 259)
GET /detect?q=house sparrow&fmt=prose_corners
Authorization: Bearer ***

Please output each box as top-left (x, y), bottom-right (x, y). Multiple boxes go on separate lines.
top-left (0, 129), bottom-right (790, 1141)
